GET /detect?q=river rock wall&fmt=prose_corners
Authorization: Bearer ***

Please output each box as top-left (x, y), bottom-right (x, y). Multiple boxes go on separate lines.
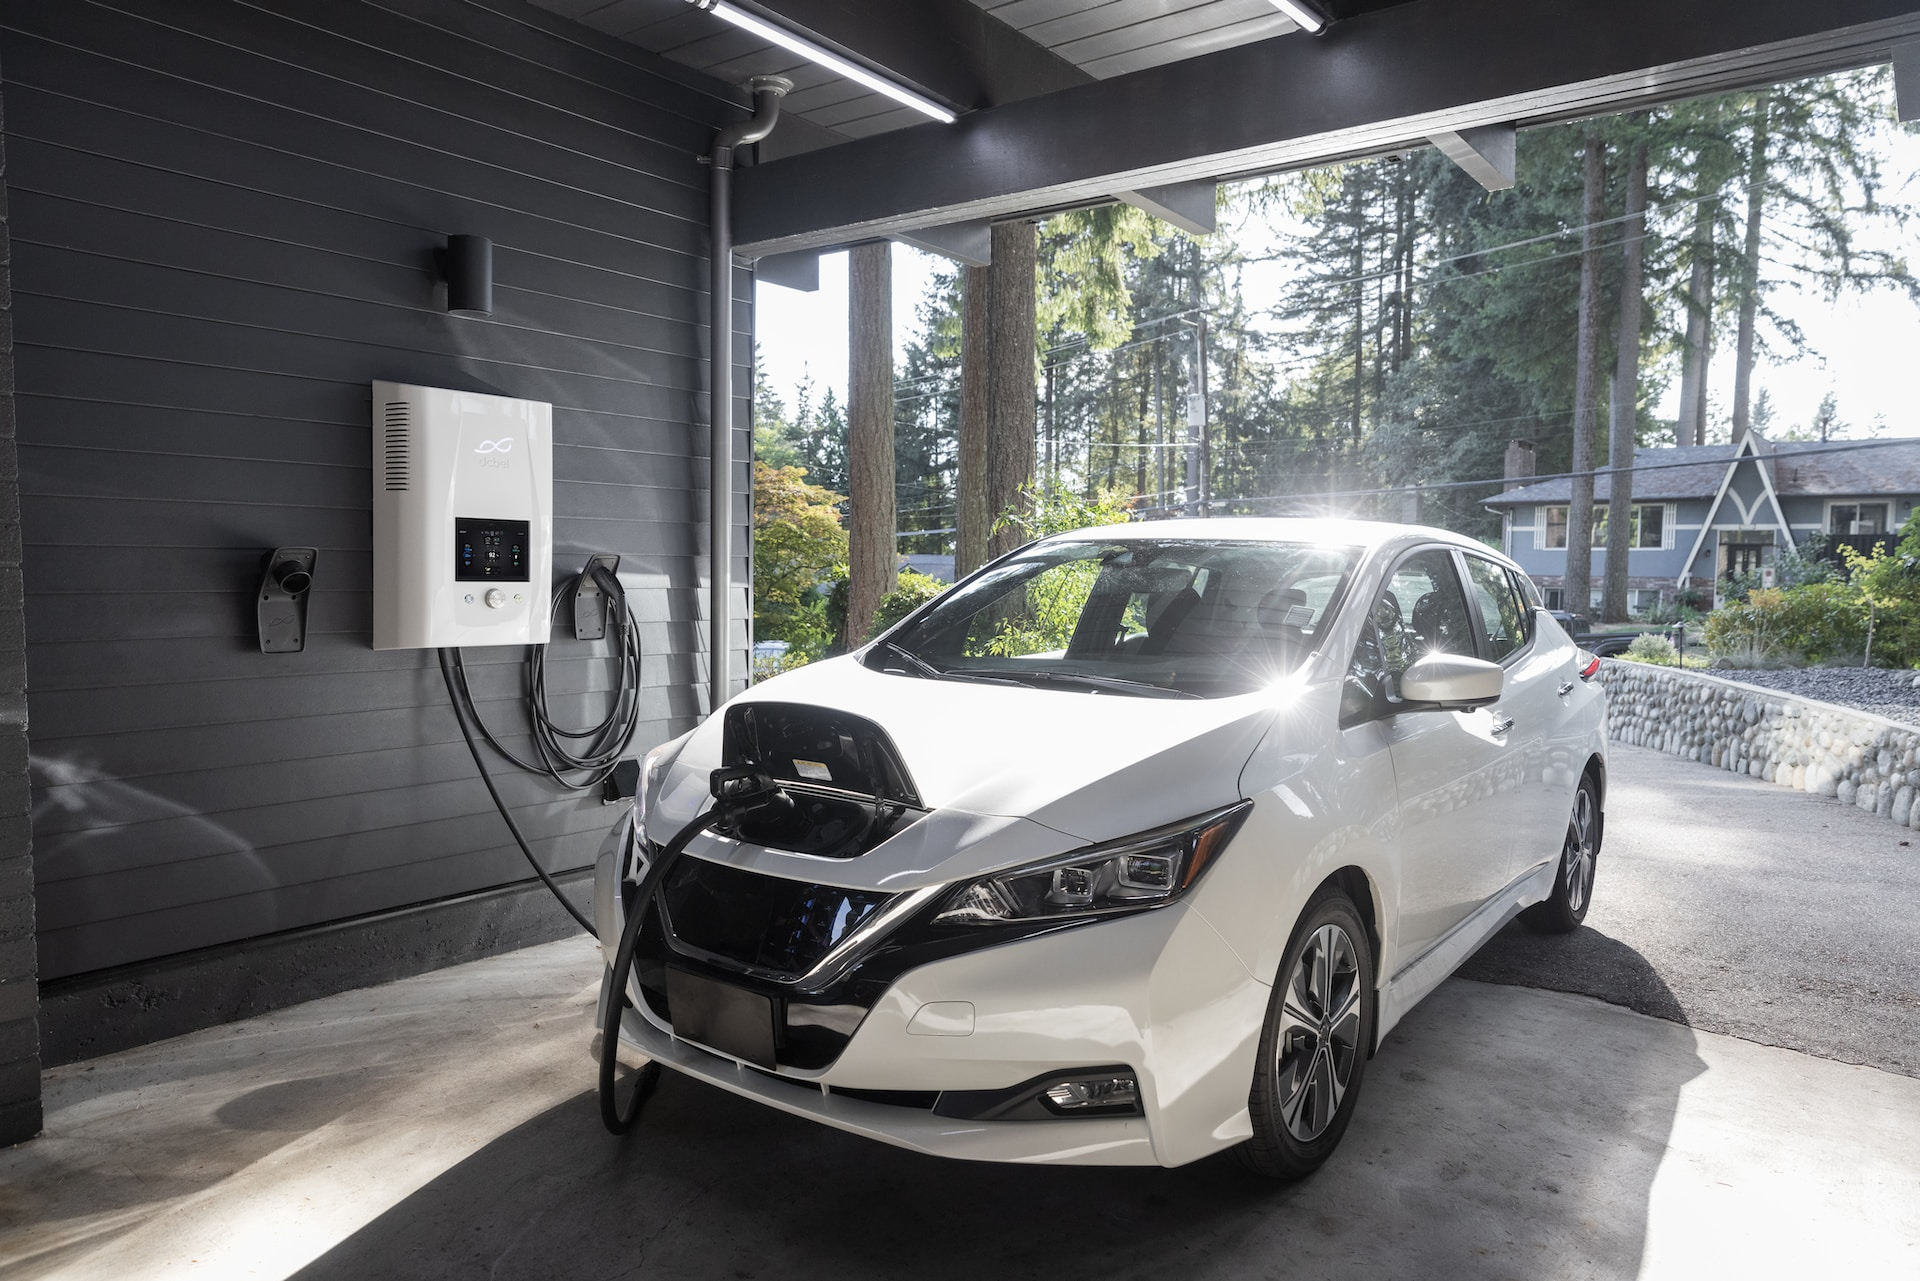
top-left (1595, 660), bottom-right (1920, 830)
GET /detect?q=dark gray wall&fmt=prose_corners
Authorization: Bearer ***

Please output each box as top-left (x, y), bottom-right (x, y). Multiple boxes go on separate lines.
top-left (0, 0), bottom-right (750, 991)
top-left (0, 53), bottom-right (42, 1145)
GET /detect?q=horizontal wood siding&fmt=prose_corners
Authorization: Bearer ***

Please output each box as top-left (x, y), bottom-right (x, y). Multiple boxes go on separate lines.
top-left (0, 0), bottom-right (752, 979)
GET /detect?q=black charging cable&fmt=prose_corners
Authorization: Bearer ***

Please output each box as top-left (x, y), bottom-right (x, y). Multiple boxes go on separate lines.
top-left (438, 648), bottom-right (597, 935)
top-left (448, 562), bottom-right (643, 792)
top-left (438, 559), bottom-right (645, 935)
top-left (599, 768), bottom-right (790, 1134)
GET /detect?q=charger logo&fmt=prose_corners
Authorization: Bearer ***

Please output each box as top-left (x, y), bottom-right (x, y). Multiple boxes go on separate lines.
top-left (475, 438), bottom-right (514, 454)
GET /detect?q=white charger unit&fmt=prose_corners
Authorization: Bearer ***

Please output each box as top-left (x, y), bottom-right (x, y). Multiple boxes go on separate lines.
top-left (372, 380), bottom-right (553, 650)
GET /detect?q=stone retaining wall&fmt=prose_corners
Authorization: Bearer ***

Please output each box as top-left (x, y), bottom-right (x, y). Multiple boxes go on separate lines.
top-left (1594, 659), bottom-right (1920, 830)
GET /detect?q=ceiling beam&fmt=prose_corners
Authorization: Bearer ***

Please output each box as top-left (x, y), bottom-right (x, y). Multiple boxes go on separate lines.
top-left (1429, 123), bottom-right (1516, 191)
top-left (1895, 41), bottom-right (1920, 120)
top-left (733, 0), bottom-right (1920, 255)
top-left (752, 248), bottom-right (821, 291)
top-left (1116, 180), bottom-right (1219, 235)
top-left (890, 221), bottom-right (994, 267)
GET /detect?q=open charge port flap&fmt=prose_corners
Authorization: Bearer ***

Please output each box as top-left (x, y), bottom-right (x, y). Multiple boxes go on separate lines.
top-left (720, 702), bottom-right (926, 858)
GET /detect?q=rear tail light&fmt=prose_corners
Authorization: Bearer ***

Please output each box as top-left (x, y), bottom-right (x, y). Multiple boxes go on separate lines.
top-left (1578, 651), bottom-right (1602, 681)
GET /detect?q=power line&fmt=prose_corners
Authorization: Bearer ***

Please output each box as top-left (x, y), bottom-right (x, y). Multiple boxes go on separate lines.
top-left (1212, 435), bottom-right (1920, 508)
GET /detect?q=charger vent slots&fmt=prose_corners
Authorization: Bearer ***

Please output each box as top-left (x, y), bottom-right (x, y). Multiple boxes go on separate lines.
top-left (382, 401), bottom-right (411, 492)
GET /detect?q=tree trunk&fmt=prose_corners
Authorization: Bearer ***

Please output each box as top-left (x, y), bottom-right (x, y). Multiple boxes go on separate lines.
top-left (986, 221), bottom-right (1037, 561)
top-left (1732, 89), bottom-right (1771, 439)
top-left (846, 242), bottom-right (895, 645)
top-left (1566, 133), bottom-right (1608, 618)
top-left (1602, 136), bottom-right (1649, 624)
top-left (954, 264), bottom-right (989, 577)
top-left (1676, 191), bottom-right (1715, 448)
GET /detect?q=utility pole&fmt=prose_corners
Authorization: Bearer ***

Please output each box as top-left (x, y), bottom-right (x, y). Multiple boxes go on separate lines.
top-left (1153, 356), bottom-right (1166, 515)
top-left (1181, 317), bottom-right (1208, 517)
top-left (1197, 314), bottom-right (1210, 515)
top-left (1044, 359), bottom-right (1056, 488)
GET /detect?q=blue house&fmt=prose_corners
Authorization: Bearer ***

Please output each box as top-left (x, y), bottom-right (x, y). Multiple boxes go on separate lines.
top-left (1486, 432), bottom-right (1920, 613)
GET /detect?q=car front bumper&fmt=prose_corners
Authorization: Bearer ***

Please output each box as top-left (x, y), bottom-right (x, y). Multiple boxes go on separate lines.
top-left (596, 846), bottom-right (1272, 1168)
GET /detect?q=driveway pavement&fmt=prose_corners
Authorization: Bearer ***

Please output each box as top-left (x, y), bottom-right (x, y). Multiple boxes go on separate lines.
top-left (1461, 742), bottom-right (1920, 1075)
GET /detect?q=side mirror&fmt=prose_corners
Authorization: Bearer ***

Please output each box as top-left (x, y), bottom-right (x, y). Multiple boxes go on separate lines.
top-left (1399, 653), bottom-right (1504, 709)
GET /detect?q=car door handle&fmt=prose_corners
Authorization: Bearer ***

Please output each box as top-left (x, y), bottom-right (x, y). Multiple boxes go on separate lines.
top-left (1557, 680), bottom-right (1575, 696)
top-left (1490, 713), bottom-right (1514, 736)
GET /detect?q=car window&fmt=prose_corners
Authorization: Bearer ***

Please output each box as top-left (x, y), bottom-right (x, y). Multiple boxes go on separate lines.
top-left (880, 538), bottom-right (1362, 699)
top-left (1341, 547), bottom-right (1474, 725)
top-left (1464, 555), bottom-right (1530, 662)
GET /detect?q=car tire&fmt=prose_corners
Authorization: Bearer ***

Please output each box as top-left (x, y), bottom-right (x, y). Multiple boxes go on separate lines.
top-left (1522, 773), bottom-right (1601, 934)
top-left (1236, 885), bottom-right (1374, 1180)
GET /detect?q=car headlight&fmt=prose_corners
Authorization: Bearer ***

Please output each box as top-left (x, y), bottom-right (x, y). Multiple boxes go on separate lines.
top-left (633, 739), bottom-right (679, 846)
top-left (932, 802), bottom-right (1251, 926)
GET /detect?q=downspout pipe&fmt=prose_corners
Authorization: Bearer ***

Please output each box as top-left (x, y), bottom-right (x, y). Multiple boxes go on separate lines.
top-left (707, 75), bottom-right (790, 717)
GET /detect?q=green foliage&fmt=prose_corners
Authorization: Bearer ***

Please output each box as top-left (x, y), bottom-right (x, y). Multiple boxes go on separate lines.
top-left (1623, 632), bottom-right (1679, 664)
top-left (751, 647), bottom-right (811, 683)
top-left (871, 570), bottom-right (948, 636)
top-left (1717, 536), bottom-right (1838, 604)
top-left (1039, 204), bottom-right (1170, 350)
top-left (1704, 582), bottom-right (1867, 667)
top-left (1706, 525), bottom-right (1920, 669)
top-left (993, 478), bottom-right (1135, 548)
top-left (971, 482), bottom-right (1134, 657)
top-left (751, 460), bottom-right (847, 659)
top-left (1839, 526), bottom-right (1920, 667)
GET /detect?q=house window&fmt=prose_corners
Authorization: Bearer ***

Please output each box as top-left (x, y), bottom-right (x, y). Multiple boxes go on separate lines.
top-left (1541, 506), bottom-right (1568, 549)
top-left (1629, 588), bottom-right (1661, 616)
top-left (1540, 504), bottom-right (1667, 550)
top-left (1829, 502), bottom-right (1889, 535)
top-left (1543, 587), bottom-right (1565, 610)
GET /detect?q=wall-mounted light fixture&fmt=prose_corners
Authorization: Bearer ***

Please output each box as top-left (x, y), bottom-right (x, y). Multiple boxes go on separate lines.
top-left (685, 0), bottom-right (957, 123)
top-left (1267, 0), bottom-right (1329, 35)
top-left (445, 234), bottom-right (493, 317)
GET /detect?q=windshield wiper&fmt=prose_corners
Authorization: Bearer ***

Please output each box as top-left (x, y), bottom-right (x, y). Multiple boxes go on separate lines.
top-left (961, 670), bottom-right (1203, 700)
top-left (875, 644), bottom-right (1026, 688)
top-left (874, 640), bottom-right (944, 679)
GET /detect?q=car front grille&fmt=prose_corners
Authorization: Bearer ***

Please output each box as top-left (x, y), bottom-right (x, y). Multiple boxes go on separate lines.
top-left (657, 854), bottom-right (893, 980)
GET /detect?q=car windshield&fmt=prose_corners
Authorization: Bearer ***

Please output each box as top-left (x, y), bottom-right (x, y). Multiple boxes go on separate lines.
top-left (870, 538), bottom-right (1361, 699)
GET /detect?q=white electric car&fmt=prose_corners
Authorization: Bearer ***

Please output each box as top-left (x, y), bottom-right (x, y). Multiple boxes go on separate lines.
top-left (594, 518), bottom-right (1607, 1177)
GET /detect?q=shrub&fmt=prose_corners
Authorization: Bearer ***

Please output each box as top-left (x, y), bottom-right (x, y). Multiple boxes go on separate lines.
top-left (1704, 581), bottom-right (1868, 667)
top-left (871, 570), bottom-right (949, 636)
top-left (1623, 632), bottom-right (1678, 664)
top-left (751, 647), bottom-right (811, 682)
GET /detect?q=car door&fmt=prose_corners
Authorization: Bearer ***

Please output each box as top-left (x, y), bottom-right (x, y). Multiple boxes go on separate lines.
top-left (1356, 546), bottom-right (1515, 964)
top-left (1456, 552), bottom-right (1558, 884)
top-left (1477, 559), bottom-right (1586, 881)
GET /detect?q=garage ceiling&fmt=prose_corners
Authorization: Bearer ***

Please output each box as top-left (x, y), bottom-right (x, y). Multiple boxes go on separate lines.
top-left (526, 0), bottom-right (1320, 141)
top-left (524, 0), bottom-right (1920, 258)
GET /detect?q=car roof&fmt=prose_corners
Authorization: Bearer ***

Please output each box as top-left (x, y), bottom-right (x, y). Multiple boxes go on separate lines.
top-left (1036, 516), bottom-right (1504, 560)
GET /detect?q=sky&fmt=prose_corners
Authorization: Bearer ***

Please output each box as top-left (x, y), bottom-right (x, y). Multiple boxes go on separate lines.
top-left (755, 116), bottom-right (1920, 445)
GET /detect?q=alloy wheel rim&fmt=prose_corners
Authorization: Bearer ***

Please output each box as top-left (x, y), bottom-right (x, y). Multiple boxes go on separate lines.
top-left (1274, 922), bottom-right (1362, 1142)
top-left (1564, 787), bottom-right (1595, 914)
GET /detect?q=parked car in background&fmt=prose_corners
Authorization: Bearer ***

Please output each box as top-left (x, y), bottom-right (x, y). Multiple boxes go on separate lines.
top-left (596, 519), bottom-right (1608, 1178)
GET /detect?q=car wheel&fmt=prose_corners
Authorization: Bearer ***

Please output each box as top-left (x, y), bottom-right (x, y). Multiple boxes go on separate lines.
top-left (1236, 886), bottom-right (1374, 1180)
top-left (1523, 773), bottom-right (1601, 934)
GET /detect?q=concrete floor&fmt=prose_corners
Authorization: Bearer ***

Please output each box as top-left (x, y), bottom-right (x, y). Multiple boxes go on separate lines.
top-left (5, 745), bottom-right (1920, 1280)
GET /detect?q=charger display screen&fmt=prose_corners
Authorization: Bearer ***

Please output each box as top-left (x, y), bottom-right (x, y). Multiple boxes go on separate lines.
top-left (455, 518), bottom-right (530, 582)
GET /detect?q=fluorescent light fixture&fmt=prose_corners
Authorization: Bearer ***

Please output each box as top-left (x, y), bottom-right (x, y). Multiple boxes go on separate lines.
top-left (1267, 0), bottom-right (1328, 34)
top-left (691, 0), bottom-right (957, 124)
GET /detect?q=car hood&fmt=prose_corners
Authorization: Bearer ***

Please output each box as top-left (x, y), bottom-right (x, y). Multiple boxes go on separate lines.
top-left (648, 655), bottom-right (1291, 890)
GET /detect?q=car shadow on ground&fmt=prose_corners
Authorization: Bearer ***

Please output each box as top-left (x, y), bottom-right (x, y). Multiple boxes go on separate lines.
top-left (1458, 919), bottom-right (1689, 1023)
top-left (289, 941), bottom-right (1703, 1281)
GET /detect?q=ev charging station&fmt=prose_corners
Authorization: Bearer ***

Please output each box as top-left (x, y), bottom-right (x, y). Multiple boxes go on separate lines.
top-left (372, 380), bottom-right (554, 651)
